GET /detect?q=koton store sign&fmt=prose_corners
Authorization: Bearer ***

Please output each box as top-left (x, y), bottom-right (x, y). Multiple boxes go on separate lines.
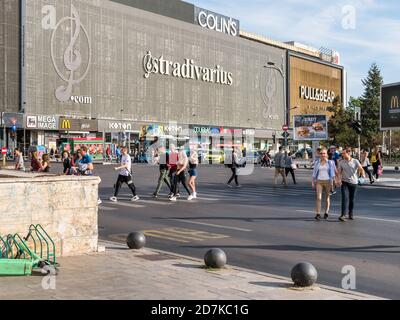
top-left (26, 115), bottom-right (59, 130)
top-left (195, 7), bottom-right (240, 37)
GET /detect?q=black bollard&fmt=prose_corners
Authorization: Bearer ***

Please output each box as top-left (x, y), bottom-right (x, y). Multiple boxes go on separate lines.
top-left (291, 262), bottom-right (318, 287)
top-left (204, 248), bottom-right (227, 269)
top-left (126, 232), bottom-right (146, 250)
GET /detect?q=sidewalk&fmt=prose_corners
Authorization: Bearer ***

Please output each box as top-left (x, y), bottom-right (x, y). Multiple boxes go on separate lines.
top-left (0, 241), bottom-right (384, 300)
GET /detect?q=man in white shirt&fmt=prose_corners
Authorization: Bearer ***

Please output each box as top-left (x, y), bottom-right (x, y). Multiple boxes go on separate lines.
top-left (110, 146), bottom-right (139, 202)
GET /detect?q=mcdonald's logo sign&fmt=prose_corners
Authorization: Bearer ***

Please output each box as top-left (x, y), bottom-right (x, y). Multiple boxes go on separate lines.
top-left (391, 96), bottom-right (399, 109)
top-left (61, 119), bottom-right (71, 130)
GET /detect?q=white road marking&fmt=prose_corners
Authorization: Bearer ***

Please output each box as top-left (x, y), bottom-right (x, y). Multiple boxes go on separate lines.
top-left (296, 210), bottom-right (400, 223)
top-left (106, 201), bottom-right (146, 208)
top-left (99, 206), bottom-right (117, 211)
top-left (170, 219), bottom-right (252, 232)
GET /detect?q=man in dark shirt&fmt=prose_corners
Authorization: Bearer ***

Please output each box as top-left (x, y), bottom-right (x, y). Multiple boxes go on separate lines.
top-left (153, 146), bottom-right (173, 198)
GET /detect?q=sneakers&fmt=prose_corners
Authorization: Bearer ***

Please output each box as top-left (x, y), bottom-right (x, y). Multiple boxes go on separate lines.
top-left (98, 199), bottom-right (102, 205)
top-left (187, 195), bottom-right (194, 201)
top-left (152, 193), bottom-right (159, 199)
top-left (169, 196), bottom-right (177, 202)
top-left (192, 192), bottom-right (197, 199)
top-left (176, 193), bottom-right (181, 198)
top-left (315, 214), bottom-right (321, 221)
top-left (330, 190), bottom-right (337, 196)
top-left (236, 185), bottom-right (242, 188)
top-left (131, 196), bottom-right (140, 202)
top-left (109, 196), bottom-right (117, 202)
top-left (339, 215), bottom-right (346, 222)
top-left (348, 214), bottom-right (354, 220)
top-left (227, 184), bottom-right (233, 188)
top-left (324, 213), bottom-right (329, 220)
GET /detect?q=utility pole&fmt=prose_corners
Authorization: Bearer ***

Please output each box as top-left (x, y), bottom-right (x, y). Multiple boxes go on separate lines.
top-left (354, 106), bottom-right (361, 158)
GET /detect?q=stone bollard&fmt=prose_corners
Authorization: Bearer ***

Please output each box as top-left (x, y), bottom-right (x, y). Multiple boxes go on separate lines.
top-left (291, 262), bottom-right (318, 287)
top-left (126, 232), bottom-right (146, 250)
top-left (204, 248), bottom-right (227, 269)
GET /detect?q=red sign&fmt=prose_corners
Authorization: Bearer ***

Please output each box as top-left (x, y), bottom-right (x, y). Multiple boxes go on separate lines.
top-left (1, 148), bottom-right (7, 155)
top-left (282, 125), bottom-right (289, 131)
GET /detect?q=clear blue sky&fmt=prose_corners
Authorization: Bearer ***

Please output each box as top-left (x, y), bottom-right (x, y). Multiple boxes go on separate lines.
top-left (190, 0), bottom-right (400, 99)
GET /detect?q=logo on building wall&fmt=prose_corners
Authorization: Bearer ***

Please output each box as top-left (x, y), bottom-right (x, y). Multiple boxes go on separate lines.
top-left (43, 4), bottom-right (92, 103)
top-left (61, 119), bottom-right (72, 130)
top-left (143, 51), bottom-right (233, 86)
top-left (260, 67), bottom-right (280, 121)
top-left (391, 96), bottom-right (399, 109)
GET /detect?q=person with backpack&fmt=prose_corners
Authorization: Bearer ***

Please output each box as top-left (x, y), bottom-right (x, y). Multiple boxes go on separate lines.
top-left (371, 148), bottom-right (383, 181)
top-left (110, 146), bottom-right (139, 202)
top-left (274, 146), bottom-right (287, 186)
top-left (152, 145), bottom-right (173, 198)
top-left (227, 148), bottom-right (241, 188)
top-left (284, 151), bottom-right (297, 184)
top-left (312, 147), bottom-right (336, 220)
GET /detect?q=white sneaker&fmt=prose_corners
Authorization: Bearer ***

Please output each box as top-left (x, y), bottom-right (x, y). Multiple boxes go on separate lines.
top-left (98, 199), bottom-right (103, 205)
top-left (131, 196), bottom-right (140, 202)
top-left (169, 196), bottom-right (177, 202)
top-left (187, 195), bottom-right (194, 201)
top-left (193, 192), bottom-right (197, 199)
top-left (109, 196), bottom-right (117, 202)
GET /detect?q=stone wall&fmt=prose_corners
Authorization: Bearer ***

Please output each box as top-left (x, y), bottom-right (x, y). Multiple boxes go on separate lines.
top-left (0, 171), bottom-right (101, 257)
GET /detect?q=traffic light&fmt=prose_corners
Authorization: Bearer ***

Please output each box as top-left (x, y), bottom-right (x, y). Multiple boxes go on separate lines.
top-left (352, 120), bottom-right (362, 134)
top-left (272, 134), bottom-right (276, 144)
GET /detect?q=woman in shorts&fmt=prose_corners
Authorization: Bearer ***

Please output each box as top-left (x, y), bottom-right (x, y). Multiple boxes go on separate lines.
top-left (188, 146), bottom-right (199, 200)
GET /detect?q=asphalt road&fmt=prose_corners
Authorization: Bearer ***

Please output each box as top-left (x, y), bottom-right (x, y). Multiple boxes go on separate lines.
top-left (64, 162), bottom-right (399, 299)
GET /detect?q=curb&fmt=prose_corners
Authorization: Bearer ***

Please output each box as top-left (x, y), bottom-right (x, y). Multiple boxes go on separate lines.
top-left (99, 239), bottom-right (385, 300)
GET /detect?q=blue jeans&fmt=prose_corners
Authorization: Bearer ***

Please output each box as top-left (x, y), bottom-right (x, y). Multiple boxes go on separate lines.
top-left (341, 182), bottom-right (357, 216)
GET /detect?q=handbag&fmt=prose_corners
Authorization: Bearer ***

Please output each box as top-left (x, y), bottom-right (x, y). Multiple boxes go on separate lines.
top-left (377, 165), bottom-right (383, 176)
top-left (290, 163), bottom-right (297, 170)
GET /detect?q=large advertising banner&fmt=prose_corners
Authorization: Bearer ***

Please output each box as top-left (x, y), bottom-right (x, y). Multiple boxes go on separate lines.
top-left (293, 115), bottom-right (328, 141)
top-left (381, 82), bottom-right (400, 130)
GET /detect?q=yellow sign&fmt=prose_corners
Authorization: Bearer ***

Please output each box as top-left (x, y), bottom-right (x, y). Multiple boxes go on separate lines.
top-left (61, 119), bottom-right (71, 130)
top-left (391, 96), bottom-right (399, 109)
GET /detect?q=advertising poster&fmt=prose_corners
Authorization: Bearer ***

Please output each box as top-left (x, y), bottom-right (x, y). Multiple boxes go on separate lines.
top-left (293, 115), bottom-right (328, 141)
top-left (381, 83), bottom-right (400, 130)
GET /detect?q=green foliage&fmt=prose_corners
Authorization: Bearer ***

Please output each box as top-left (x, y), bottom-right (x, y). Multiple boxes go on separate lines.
top-left (360, 63), bottom-right (383, 147)
top-left (327, 96), bottom-right (358, 147)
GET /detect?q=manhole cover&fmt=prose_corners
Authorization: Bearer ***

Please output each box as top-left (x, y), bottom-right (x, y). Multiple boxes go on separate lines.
top-left (137, 254), bottom-right (178, 261)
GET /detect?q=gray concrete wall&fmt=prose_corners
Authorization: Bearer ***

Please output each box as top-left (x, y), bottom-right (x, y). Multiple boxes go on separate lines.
top-left (0, 0), bottom-right (20, 113)
top-left (22, 0), bottom-right (286, 130)
top-left (0, 171), bottom-right (100, 256)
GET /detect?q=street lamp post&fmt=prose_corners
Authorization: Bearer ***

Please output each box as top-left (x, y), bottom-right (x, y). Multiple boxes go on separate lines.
top-left (264, 59), bottom-right (287, 147)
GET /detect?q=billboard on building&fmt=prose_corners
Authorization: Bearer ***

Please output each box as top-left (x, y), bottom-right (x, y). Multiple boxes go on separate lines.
top-left (293, 115), bottom-right (328, 141)
top-left (381, 82), bottom-right (400, 130)
top-left (289, 53), bottom-right (343, 127)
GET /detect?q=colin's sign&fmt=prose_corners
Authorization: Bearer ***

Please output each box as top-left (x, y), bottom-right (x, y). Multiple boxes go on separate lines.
top-left (194, 7), bottom-right (239, 37)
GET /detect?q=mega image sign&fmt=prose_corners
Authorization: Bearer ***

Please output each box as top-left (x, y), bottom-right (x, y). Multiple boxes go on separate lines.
top-left (381, 82), bottom-right (400, 130)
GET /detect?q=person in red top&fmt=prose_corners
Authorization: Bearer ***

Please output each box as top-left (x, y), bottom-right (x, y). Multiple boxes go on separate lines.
top-left (30, 151), bottom-right (43, 172)
top-left (167, 144), bottom-right (179, 198)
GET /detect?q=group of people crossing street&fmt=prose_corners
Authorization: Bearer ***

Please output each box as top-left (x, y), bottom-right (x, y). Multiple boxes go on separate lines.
top-left (8, 142), bottom-right (388, 221)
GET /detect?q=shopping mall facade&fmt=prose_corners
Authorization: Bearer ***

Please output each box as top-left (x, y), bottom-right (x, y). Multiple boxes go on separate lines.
top-left (0, 0), bottom-right (345, 157)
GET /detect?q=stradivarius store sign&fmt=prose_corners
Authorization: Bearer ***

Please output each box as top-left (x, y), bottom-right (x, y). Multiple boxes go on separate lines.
top-left (143, 51), bottom-right (233, 86)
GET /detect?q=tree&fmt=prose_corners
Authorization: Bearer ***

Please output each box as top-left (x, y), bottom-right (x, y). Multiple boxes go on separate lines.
top-left (360, 63), bottom-right (383, 147)
top-left (327, 96), bottom-right (358, 147)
